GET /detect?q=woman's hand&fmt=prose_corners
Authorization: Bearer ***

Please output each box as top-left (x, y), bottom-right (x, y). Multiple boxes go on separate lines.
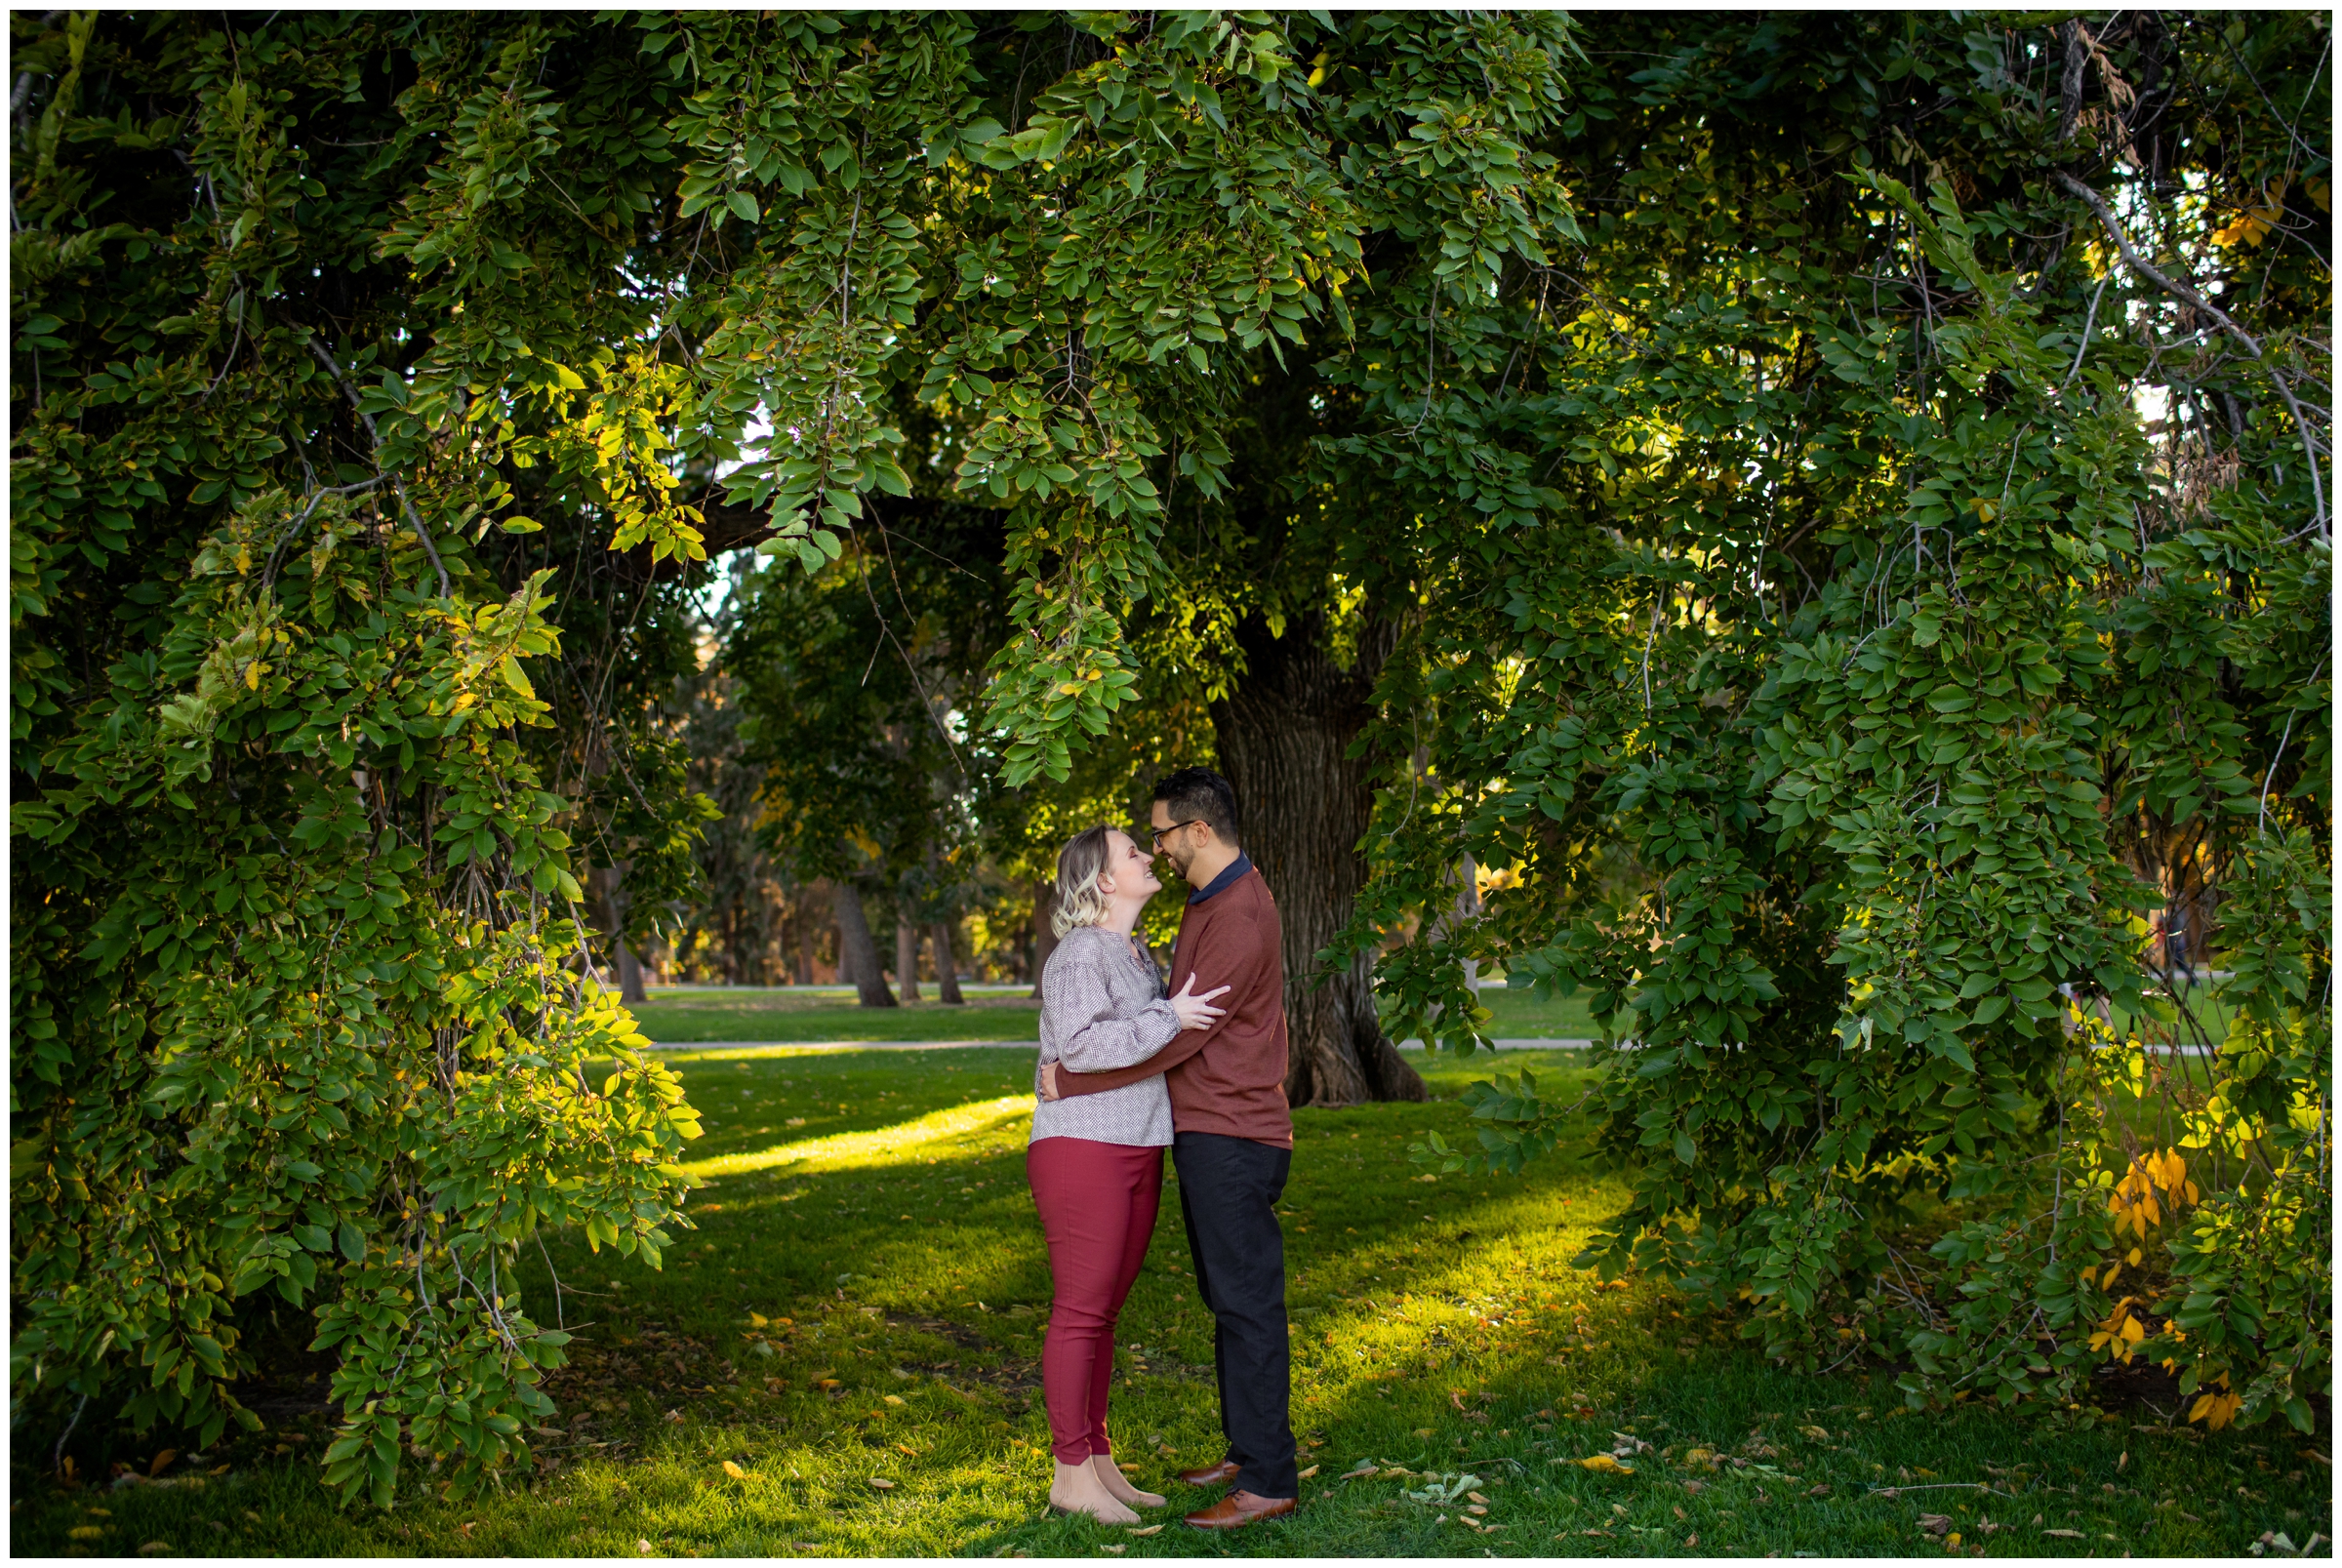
top-left (1169, 973), bottom-right (1231, 1031)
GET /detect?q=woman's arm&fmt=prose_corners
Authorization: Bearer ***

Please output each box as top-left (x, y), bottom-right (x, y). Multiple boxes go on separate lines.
top-left (1044, 937), bottom-right (1180, 1071)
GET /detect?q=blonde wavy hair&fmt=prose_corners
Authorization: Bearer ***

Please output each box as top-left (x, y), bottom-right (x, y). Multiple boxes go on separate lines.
top-left (1050, 824), bottom-right (1119, 938)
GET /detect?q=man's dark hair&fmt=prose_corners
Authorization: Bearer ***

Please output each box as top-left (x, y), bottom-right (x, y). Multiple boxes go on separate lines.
top-left (1153, 766), bottom-right (1240, 847)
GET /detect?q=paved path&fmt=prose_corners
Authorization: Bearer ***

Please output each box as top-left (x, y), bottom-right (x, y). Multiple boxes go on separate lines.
top-left (646, 1037), bottom-right (1598, 1052)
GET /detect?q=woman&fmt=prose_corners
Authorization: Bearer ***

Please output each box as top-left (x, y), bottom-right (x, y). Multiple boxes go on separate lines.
top-left (1028, 824), bottom-right (1228, 1524)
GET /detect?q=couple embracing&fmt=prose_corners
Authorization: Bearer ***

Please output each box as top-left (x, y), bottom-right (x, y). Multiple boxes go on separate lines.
top-left (1023, 767), bottom-right (1299, 1531)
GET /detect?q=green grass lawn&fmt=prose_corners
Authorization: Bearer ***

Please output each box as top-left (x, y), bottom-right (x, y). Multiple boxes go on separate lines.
top-left (626, 984), bottom-right (1601, 1044)
top-left (14, 1047), bottom-right (2326, 1558)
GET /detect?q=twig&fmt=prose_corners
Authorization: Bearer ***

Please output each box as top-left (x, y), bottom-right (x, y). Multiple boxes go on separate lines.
top-left (306, 336), bottom-right (454, 596)
top-left (2056, 172), bottom-right (2327, 541)
top-left (2062, 275), bottom-right (2110, 389)
top-left (53, 1392), bottom-right (89, 1476)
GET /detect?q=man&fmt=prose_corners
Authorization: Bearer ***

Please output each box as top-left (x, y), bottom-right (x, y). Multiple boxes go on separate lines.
top-left (1039, 765), bottom-right (1298, 1530)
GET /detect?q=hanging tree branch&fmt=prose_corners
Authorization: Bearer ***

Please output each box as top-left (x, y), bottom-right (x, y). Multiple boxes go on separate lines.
top-left (2055, 171), bottom-right (2329, 542)
top-left (306, 336), bottom-right (455, 597)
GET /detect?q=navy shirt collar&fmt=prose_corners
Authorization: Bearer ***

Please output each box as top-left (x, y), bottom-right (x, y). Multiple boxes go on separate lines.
top-left (1187, 852), bottom-right (1253, 906)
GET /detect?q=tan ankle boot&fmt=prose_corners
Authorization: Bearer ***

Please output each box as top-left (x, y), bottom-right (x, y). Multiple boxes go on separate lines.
top-left (1049, 1457), bottom-right (1140, 1525)
top-left (1088, 1453), bottom-right (1165, 1508)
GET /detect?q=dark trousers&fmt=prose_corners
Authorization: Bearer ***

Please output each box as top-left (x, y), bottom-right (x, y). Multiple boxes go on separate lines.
top-left (1172, 1130), bottom-right (1297, 1500)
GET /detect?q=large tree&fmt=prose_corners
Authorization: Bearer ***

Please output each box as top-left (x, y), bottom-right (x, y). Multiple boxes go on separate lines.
top-left (1383, 11), bottom-right (2329, 1434)
top-left (16, 10), bottom-right (1576, 1498)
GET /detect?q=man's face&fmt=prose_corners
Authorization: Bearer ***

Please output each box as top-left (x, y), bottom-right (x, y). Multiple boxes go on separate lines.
top-left (1150, 799), bottom-right (1200, 880)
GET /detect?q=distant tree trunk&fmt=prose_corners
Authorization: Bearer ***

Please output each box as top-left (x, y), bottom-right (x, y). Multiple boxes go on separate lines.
top-left (792, 892), bottom-right (815, 985)
top-left (896, 915), bottom-right (924, 1002)
top-left (831, 881), bottom-right (897, 1008)
top-left (1030, 883), bottom-right (1060, 1000)
top-left (932, 922), bottom-right (965, 1004)
top-left (1212, 609), bottom-right (1427, 1107)
top-left (588, 864), bottom-right (650, 1006)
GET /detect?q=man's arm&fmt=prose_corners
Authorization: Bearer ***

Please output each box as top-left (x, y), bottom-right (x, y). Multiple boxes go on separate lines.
top-left (1053, 1019), bottom-right (1211, 1097)
top-left (1055, 910), bottom-right (1266, 1098)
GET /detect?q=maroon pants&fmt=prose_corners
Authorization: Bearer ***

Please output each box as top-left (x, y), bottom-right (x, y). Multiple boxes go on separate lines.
top-left (1026, 1137), bottom-right (1162, 1463)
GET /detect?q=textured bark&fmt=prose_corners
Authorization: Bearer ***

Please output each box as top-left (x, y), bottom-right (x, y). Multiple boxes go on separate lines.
top-left (895, 915), bottom-right (924, 1001)
top-left (1211, 610), bottom-right (1427, 1106)
top-left (931, 922), bottom-right (965, 1004)
top-left (832, 880), bottom-right (897, 1008)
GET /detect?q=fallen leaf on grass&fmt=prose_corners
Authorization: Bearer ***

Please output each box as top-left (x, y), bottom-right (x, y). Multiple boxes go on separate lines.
top-left (1807, 1484), bottom-right (1831, 1498)
top-left (868, 1477), bottom-right (896, 1490)
top-left (883, 1395), bottom-right (906, 1406)
top-left (1681, 1479), bottom-right (1708, 1496)
top-left (635, 1539), bottom-right (654, 1554)
top-left (1797, 1426), bottom-right (1829, 1442)
top-left (1102, 1546), bottom-right (1126, 1553)
top-left (137, 1543), bottom-right (171, 1555)
top-left (722, 1461), bottom-right (747, 1480)
top-left (1579, 1455), bottom-right (1635, 1474)
top-left (1296, 1465), bottom-right (1318, 1480)
top-left (1341, 1460), bottom-right (1378, 1479)
top-left (1468, 1491), bottom-right (1490, 1506)
top-left (2043, 1528), bottom-right (2083, 1539)
top-left (1126, 1525), bottom-right (1163, 1537)
top-left (148, 1449), bottom-right (179, 1477)
top-left (1918, 1514), bottom-right (1951, 1536)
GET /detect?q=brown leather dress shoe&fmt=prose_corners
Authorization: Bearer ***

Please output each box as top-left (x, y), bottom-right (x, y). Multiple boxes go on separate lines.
top-left (1176, 1459), bottom-right (1242, 1487)
top-left (1184, 1490), bottom-right (1296, 1530)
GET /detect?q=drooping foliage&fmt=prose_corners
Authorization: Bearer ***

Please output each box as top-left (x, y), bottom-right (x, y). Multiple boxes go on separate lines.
top-left (14, 12), bottom-right (2327, 1519)
top-left (1389, 13), bottom-right (2330, 1434)
top-left (11, 5), bottom-right (1592, 1500)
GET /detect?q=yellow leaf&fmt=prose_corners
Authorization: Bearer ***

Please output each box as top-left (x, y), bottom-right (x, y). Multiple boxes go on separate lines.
top-left (1127, 1524), bottom-right (1164, 1536)
top-left (883, 1394), bottom-right (906, 1406)
top-left (721, 1461), bottom-right (747, 1480)
top-left (2126, 1248), bottom-right (2142, 1266)
top-left (1579, 1455), bottom-right (1634, 1474)
top-left (748, 1312), bottom-right (768, 1329)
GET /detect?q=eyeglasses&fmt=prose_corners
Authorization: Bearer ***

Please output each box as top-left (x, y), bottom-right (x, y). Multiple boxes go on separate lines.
top-left (1149, 819), bottom-right (1202, 849)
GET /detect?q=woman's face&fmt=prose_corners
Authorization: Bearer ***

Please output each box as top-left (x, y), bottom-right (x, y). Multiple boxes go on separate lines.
top-left (1100, 828), bottom-right (1161, 903)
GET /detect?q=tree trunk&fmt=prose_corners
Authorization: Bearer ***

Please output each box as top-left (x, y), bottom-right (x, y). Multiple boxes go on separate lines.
top-left (831, 880), bottom-right (897, 1008)
top-left (932, 921), bottom-right (965, 1004)
top-left (896, 915), bottom-right (923, 1002)
top-left (792, 897), bottom-right (815, 986)
top-left (1029, 883), bottom-right (1060, 1000)
top-left (1212, 609), bottom-right (1427, 1106)
top-left (588, 864), bottom-right (649, 1006)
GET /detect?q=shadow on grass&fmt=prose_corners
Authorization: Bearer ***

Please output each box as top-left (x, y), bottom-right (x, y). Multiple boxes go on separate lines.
top-left (9, 1045), bottom-right (2327, 1558)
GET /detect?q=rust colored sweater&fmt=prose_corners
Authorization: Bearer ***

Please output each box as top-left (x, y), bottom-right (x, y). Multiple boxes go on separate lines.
top-left (1055, 861), bottom-right (1293, 1148)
